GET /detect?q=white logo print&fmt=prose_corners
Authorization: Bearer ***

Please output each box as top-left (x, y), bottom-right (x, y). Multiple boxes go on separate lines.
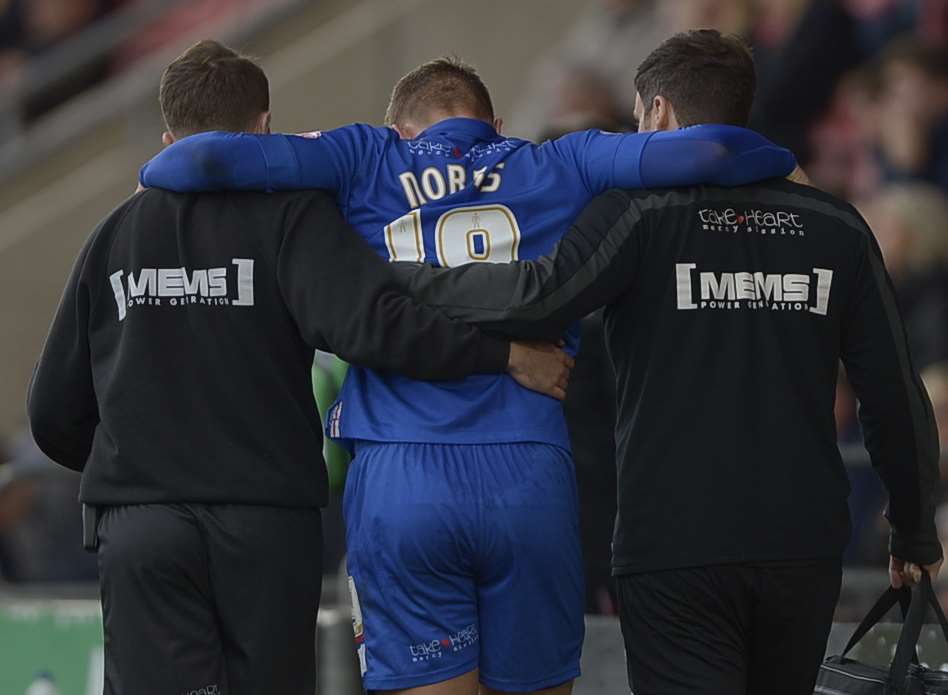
top-left (109, 259), bottom-right (254, 320)
top-left (698, 207), bottom-right (806, 236)
top-left (675, 263), bottom-right (833, 315)
top-left (408, 624), bottom-right (479, 663)
top-left (179, 686), bottom-right (219, 695)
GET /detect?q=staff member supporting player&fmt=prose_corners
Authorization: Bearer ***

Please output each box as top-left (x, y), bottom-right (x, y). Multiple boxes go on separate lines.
top-left (395, 30), bottom-right (942, 695)
top-left (26, 41), bottom-right (571, 695)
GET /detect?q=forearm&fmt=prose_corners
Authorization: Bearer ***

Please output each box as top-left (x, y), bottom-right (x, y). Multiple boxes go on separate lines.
top-left (27, 349), bottom-right (97, 472)
top-left (637, 126), bottom-right (797, 188)
top-left (845, 238), bottom-right (943, 564)
top-left (567, 124), bottom-right (797, 192)
top-left (27, 244), bottom-right (98, 471)
top-left (140, 132), bottom-right (318, 192)
top-left (139, 126), bottom-right (372, 192)
top-left (280, 195), bottom-right (510, 380)
top-left (855, 383), bottom-right (942, 563)
top-left (327, 288), bottom-right (511, 380)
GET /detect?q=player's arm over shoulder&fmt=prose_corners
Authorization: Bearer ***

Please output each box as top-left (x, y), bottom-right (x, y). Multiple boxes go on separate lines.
top-left (139, 123), bottom-right (390, 194)
top-left (544, 125), bottom-right (796, 193)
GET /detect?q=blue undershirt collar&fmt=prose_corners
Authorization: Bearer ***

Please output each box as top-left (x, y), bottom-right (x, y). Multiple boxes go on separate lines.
top-left (416, 117), bottom-right (501, 146)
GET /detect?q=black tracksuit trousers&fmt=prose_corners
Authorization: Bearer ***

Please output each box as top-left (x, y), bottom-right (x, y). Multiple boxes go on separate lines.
top-left (616, 560), bottom-right (842, 695)
top-left (96, 504), bottom-right (322, 695)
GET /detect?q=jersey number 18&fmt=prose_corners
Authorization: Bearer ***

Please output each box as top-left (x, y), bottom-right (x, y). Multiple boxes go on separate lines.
top-left (384, 204), bottom-right (522, 267)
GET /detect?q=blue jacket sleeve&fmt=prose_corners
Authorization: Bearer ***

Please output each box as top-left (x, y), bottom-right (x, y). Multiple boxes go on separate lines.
top-left (550, 125), bottom-right (796, 193)
top-left (139, 124), bottom-right (385, 195)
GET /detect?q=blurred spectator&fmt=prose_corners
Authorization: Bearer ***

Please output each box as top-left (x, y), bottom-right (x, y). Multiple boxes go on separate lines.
top-left (876, 38), bottom-right (948, 191)
top-left (10, 0), bottom-right (114, 121)
top-left (0, 431), bottom-right (97, 583)
top-left (548, 67), bottom-right (630, 131)
top-left (842, 0), bottom-right (918, 53)
top-left (808, 66), bottom-right (884, 199)
top-left (508, 0), bottom-right (663, 139)
top-left (1, 0), bottom-right (256, 132)
top-left (0, 0), bottom-right (25, 87)
top-left (751, 1), bottom-right (867, 163)
top-left (862, 183), bottom-right (948, 369)
top-left (116, 0), bottom-right (257, 68)
top-left (510, 0), bottom-right (775, 140)
top-left (923, 362), bottom-right (948, 456)
top-left (23, 0), bottom-right (109, 51)
top-left (750, 0), bottom-right (939, 166)
top-left (659, 0), bottom-right (753, 35)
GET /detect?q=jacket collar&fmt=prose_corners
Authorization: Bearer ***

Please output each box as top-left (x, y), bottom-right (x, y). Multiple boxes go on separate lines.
top-left (416, 117), bottom-right (500, 144)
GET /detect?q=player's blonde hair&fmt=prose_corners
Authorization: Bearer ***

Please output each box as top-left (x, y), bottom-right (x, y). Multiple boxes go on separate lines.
top-left (384, 56), bottom-right (494, 127)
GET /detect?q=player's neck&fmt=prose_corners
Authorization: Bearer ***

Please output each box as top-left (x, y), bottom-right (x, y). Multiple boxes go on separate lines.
top-left (396, 112), bottom-right (494, 139)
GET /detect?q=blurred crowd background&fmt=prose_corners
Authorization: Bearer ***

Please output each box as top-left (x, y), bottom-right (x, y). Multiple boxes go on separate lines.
top-left (0, 0), bottom-right (264, 130)
top-left (1, 0), bottom-right (947, 622)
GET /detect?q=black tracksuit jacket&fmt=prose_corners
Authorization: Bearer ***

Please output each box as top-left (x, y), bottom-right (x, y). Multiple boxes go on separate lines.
top-left (27, 189), bottom-right (508, 509)
top-left (396, 178), bottom-right (942, 572)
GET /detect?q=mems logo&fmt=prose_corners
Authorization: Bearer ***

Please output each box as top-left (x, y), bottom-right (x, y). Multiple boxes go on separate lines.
top-left (108, 259), bottom-right (254, 321)
top-left (675, 263), bottom-right (833, 315)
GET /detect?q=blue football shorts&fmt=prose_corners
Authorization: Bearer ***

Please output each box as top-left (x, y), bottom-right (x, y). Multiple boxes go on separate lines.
top-left (343, 441), bottom-right (584, 692)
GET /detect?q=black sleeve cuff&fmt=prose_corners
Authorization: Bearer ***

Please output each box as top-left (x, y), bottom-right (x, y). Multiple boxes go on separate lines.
top-left (31, 431), bottom-right (88, 473)
top-left (474, 334), bottom-right (510, 374)
top-left (890, 526), bottom-right (944, 566)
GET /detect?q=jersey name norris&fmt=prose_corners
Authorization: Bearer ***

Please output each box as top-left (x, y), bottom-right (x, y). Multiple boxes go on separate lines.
top-left (675, 263), bottom-right (833, 315)
top-left (108, 259), bottom-right (254, 321)
top-left (398, 163), bottom-right (505, 209)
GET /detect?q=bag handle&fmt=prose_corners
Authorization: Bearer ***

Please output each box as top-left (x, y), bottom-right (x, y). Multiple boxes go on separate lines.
top-left (889, 572), bottom-right (946, 691)
top-left (921, 571), bottom-right (948, 645)
top-left (841, 584), bottom-right (911, 657)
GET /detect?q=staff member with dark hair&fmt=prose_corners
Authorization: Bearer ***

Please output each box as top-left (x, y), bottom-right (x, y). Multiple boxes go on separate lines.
top-left (26, 41), bottom-right (570, 695)
top-left (396, 30), bottom-right (942, 695)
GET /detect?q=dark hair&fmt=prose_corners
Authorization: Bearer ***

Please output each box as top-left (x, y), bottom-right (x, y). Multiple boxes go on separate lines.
top-left (635, 29), bottom-right (756, 127)
top-left (159, 40), bottom-right (270, 136)
top-left (881, 36), bottom-right (948, 81)
top-left (385, 56), bottom-right (494, 126)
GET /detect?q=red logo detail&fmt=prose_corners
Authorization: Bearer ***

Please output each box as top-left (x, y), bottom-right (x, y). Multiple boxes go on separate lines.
top-left (441, 638), bottom-right (451, 647)
top-left (452, 147), bottom-right (462, 158)
top-left (737, 215), bottom-right (745, 223)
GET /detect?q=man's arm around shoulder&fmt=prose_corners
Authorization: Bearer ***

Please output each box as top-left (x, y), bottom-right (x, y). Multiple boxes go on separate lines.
top-left (395, 188), bottom-right (643, 338)
top-left (277, 192), bottom-right (573, 397)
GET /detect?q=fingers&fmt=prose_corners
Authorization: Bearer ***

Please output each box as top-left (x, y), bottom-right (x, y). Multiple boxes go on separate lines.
top-left (506, 341), bottom-right (574, 400)
top-left (890, 556), bottom-right (905, 588)
top-left (909, 564), bottom-right (923, 585)
top-left (890, 557), bottom-right (944, 587)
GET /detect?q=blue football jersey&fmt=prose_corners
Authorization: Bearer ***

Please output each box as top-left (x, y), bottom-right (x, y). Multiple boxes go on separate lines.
top-left (141, 118), bottom-right (795, 450)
